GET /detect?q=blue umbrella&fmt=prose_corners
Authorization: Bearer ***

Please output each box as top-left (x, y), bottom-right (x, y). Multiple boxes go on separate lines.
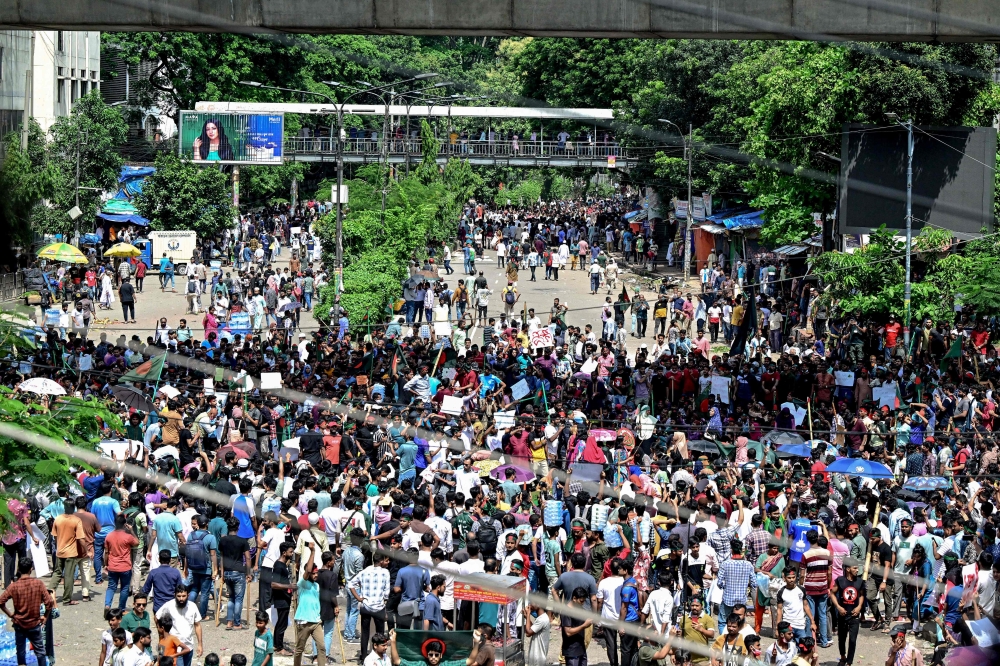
top-left (902, 476), bottom-right (950, 492)
top-left (776, 444), bottom-right (813, 458)
top-left (825, 458), bottom-right (894, 479)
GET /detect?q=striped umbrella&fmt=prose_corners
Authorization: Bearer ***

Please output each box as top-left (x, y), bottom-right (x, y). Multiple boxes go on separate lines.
top-left (37, 242), bottom-right (87, 264)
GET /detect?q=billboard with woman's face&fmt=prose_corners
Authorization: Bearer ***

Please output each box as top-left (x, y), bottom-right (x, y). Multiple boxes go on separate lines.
top-left (179, 111), bottom-right (284, 164)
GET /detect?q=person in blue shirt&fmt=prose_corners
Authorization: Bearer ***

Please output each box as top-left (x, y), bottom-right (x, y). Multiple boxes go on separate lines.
top-left (141, 550), bottom-right (184, 613)
top-left (397, 439), bottom-right (419, 483)
top-left (184, 515), bottom-right (219, 620)
top-left (293, 542), bottom-right (325, 666)
top-left (91, 480), bottom-right (121, 584)
top-left (393, 554), bottom-right (430, 629)
top-left (422, 575), bottom-right (447, 630)
top-left (148, 499), bottom-right (184, 564)
top-left (83, 467), bottom-right (107, 510)
top-left (618, 559), bottom-right (642, 666)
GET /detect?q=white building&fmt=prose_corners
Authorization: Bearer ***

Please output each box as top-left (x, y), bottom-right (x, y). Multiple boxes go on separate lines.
top-left (0, 30), bottom-right (101, 139)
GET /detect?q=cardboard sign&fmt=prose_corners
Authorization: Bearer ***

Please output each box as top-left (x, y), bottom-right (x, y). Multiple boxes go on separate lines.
top-left (835, 371), bottom-right (855, 387)
top-left (511, 379), bottom-right (530, 401)
top-left (494, 410), bottom-right (516, 430)
top-left (780, 402), bottom-right (808, 427)
top-left (873, 385), bottom-right (898, 410)
top-left (710, 376), bottom-right (731, 404)
top-left (529, 328), bottom-right (554, 349)
top-left (441, 395), bottom-right (464, 416)
top-left (260, 372), bottom-right (283, 390)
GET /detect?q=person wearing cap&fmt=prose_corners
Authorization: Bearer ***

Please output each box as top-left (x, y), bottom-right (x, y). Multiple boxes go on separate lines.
top-left (884, 625), bottom-right (922, 666)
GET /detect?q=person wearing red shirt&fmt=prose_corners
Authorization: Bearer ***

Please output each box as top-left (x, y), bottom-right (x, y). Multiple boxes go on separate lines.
top-left (103, 514), bottom-right (139, 611)
top-left (810, 452), bottom-right (830, 483)
top-left (883, 315), bottom-right (902, 357)
top-left (971, 321), bottom-right (990, 357)
top-left (683, 366), bottom-right (699, 395)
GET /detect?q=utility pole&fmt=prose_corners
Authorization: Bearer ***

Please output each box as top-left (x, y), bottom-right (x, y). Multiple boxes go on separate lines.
top-left (685, 122), bottom-right (693, 284)
top-left (887, 112), bottom-right (914, 355)
top-left (904, 117), bottom-right (914, 354)
top-left (74, 130), bottom-right (88, 243)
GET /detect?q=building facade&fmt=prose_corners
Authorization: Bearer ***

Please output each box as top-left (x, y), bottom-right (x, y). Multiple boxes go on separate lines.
top-left (0, 30), bottom-right (101, 140)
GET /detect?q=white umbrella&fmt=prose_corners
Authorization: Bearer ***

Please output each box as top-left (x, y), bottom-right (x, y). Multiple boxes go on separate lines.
top-left (153, 446), bottom-right (180, 460)
top-left (17, 377), bottom-right (66, 396)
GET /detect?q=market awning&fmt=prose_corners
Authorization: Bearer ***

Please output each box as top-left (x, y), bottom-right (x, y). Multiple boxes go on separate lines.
top-left (696, 223), bottom-right (728, 234)
top-left (772, 244), bottom-right (810, 256)
top-left (96, 212), bottom-right (150, 226)
top-left (722, 210), bottom-right (765, 230)
top-left (623, 209), bottom-right (647, 221)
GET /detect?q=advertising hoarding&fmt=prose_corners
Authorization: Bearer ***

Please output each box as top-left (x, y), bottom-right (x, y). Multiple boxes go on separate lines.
top-left (179, 111), bottom-right (284, 165)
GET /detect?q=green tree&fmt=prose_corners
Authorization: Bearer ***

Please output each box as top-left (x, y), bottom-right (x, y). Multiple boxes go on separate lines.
top-left (136, 152), bottom-right (235, 237)
top-left (0, 121), bottom-right (55, 250)
top-left (37, 92), bottom-right (128, 237)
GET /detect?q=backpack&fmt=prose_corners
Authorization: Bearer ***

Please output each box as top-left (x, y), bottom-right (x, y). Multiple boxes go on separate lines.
top-left (504, 289), bottom-right (516, 305)
top-left (123, 506), bottom-right (141, 532)
top-left (620, 580), bottom-right (647, 619)
top-left (186, 530), bottom-right (210, 570)
top-left (477, 517), bottom-right (499, 558)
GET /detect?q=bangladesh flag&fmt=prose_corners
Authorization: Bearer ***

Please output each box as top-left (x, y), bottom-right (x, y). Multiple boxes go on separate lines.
top-left (119, 352), bottom-right (166, 384)
top-left (939, 336), bottom-right (963, 372)
top-left (393, 630), bottom-right (472, 666)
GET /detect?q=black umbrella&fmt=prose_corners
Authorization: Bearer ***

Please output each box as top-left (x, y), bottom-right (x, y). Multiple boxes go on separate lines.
top-left (762, 431), bottom-right (805, 446)
top-left (110, 385), bottom-right (156, 413)
top-left (687, 439), bottom-right (722, 455)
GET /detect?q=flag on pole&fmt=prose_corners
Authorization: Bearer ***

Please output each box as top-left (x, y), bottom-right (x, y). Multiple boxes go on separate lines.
top-left (119, 352), bottom-right (166, 384)
top-left (939, 336), bottom-right (963, 372)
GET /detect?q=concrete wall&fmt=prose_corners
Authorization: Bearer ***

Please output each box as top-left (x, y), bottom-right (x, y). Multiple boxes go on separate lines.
top-left (2, 0), bottom-right (1000, 42)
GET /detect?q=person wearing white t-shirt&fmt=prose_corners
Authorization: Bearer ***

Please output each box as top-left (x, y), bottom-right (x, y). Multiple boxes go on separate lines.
top-left (155, 587), bottom-right (203, 658)
top-left (641, 573), bottom-right (675, 632)
top-left (774, 568), bottom-right (814, 640)
top-left (257, 513), bottom-right (287, 611)
top-left (597, 568), bottom-right (625, 665)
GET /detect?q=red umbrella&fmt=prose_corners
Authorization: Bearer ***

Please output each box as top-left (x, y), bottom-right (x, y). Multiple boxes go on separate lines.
top-left (218, 442), bottom-right (255, 460)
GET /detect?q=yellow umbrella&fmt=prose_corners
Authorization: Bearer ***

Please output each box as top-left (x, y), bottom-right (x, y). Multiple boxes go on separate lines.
top-left (36, 242), bottom-right (87, 264)
top-left (104, 242), bottom-right (141, 258)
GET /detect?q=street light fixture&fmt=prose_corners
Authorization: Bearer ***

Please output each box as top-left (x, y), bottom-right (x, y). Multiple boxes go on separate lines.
top-left (659, 119), bottom-right (695, 283)
top-left (886, 111), bottom-right (914, 355)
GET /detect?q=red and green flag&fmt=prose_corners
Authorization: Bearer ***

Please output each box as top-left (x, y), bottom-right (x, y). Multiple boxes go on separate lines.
top-left (119, 352), bottom-right (165, 384)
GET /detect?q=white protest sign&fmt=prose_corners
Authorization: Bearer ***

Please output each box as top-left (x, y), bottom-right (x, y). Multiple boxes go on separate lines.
top-left (494, 410), bottom-right (517, 430)
top-left (260, 373), bottom-right (283, 390)
top-left (441, 395), bottom-right (464, 415)
top-left (204, 378), bottom-right (215, 395)
top-left (434, 321), bottom-right (453, 336)
top-left (529, 328), bottom-right (554, 349)
top-left (580, 359), bottom-right (598, 375)
top-left (872, 385), bottom-right (898, 410)
top-left (511, 379), bottom-right (530, 401)
top-left (834, 371), bottom-right (855, 387)
top-left (29, 526), bottom-right (49, 578)
top-left (780, 402), bottom-right (808, 427)
top-left (710, 376), bottom-right (731, 404)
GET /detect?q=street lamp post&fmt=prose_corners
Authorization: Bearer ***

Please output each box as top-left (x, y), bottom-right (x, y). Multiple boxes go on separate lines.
top-left (659, 119), bottom-right (694, 283)
top-left (887, 112), bottom-right (914, 354)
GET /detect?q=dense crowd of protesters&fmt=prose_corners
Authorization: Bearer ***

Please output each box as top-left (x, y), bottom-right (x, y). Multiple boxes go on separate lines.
top-left (2, 198), bottom-right (1000, 666)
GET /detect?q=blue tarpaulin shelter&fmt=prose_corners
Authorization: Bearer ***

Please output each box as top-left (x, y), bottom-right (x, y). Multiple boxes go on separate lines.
top-left (721, 210), bottom-right (765, 230)
top-left (95, 212), bottom-right (150, 226)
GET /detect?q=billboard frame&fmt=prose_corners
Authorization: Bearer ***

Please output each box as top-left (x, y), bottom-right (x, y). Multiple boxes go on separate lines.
top-left (179, 111), bottom-right (285, 166)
